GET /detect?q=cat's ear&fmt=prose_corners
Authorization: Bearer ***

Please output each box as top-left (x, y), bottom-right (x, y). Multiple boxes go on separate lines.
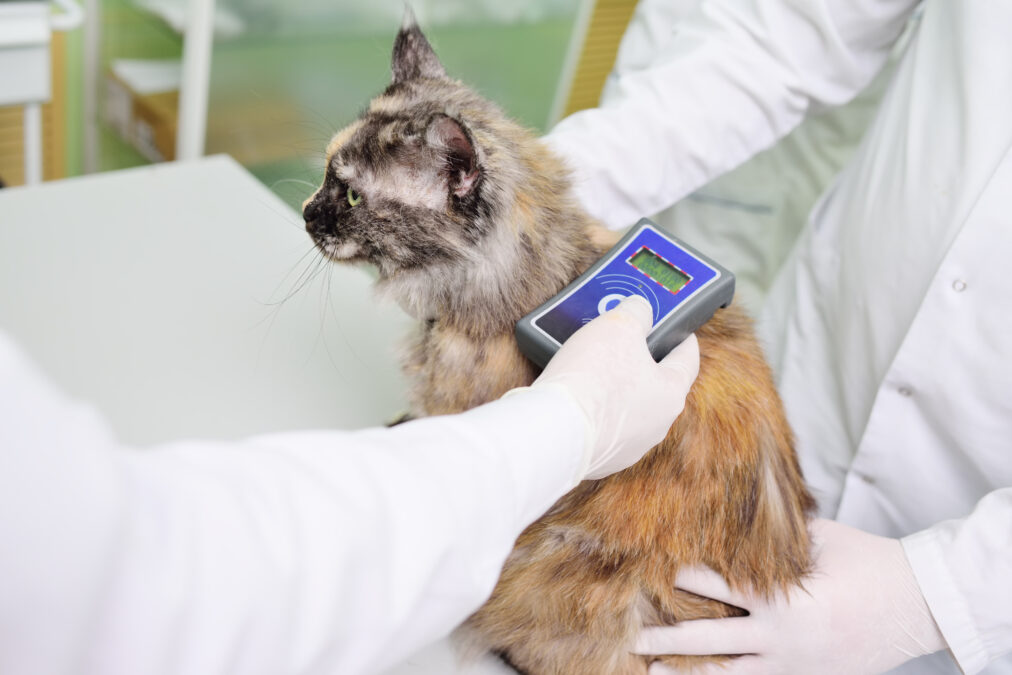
top-left (392, 7), bottom-right (446, 84)
top-left (429, 115), bottom-right (480, 198)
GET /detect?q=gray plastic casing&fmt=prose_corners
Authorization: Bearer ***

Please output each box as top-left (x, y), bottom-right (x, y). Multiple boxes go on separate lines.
top-left (515, 218), bottom-right (735, 369)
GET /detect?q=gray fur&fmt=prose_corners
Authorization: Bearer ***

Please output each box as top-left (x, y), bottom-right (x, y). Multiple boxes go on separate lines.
top-left (391, 8), bottom-right (446, 84)
top-left (304, 14), bottom-right (602, 340)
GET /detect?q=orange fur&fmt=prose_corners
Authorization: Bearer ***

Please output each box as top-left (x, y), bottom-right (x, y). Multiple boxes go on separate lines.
top-left (455, 294), bottom-right (814, 674)
top-left (309, 17), bottom-right (816, 672)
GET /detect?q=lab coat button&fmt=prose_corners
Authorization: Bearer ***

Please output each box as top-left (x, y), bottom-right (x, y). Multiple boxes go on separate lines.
top-left (859, 473), bottom-right (876, 485)
top-left (952, 279), bottom-right (967, 292)
top-left (897, 386), bottom-right (913, 397)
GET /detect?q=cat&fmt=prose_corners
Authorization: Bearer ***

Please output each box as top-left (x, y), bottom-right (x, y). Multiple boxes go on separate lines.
top-left (303, 13), bottom-right (815, 674)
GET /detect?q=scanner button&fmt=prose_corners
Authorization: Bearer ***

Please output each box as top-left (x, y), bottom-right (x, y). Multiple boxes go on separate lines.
top-left (597, 293), bottom-right (627, 316)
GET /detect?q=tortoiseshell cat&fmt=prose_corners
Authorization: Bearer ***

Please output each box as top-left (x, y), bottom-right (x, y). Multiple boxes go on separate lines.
top-left (303, 14), bottom-right (815, 674)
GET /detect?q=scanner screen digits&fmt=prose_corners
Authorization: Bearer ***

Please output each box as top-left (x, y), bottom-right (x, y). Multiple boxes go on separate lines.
top-left (627, 247), bottom-right (691, 295)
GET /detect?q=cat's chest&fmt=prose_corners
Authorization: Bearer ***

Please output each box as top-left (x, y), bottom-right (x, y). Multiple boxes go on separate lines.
top-left (407, 322), bottom-right (538, 416)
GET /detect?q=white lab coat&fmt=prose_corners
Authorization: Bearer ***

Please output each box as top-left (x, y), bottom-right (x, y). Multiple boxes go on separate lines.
top-left (0, 329), bottom-right (588, 675)
top-left (547, 0), bottom-right (1011, 673)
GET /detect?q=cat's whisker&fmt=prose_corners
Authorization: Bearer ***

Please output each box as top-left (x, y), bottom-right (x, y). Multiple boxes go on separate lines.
top-left (253, 196), bottom-right (306, 231)
top-left (324, 264), bottom-right (369, 371)
top-left (287, 119), bottom-right (339, 141)
top-left (270, 178), bottom-right (319, 191)
top-left (254, 254), bottom-right (339, 379)
top-left (297, 104), bottom-right (339, 137)
top-left (314, 264), bottom-right (346, 373)
top-left (261, 246), bottom-right (328, 310)
top-left (249, 248), bottom-right (325, 346)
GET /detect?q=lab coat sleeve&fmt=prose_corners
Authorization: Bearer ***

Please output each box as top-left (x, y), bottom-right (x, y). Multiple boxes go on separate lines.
top-left (544, 0), bottom-right (920, 229)
top-left (902, 489), bottom-right (1012, 673)
top-left (0, 331), bottom-right (588, 675)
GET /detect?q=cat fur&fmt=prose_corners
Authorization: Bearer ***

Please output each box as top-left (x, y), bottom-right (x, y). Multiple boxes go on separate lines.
top-left (303, 13), bottom-right (815, 673)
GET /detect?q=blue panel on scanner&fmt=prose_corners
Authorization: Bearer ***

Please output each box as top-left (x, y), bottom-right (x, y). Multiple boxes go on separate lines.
top-left (516, 219), bottom-right (735, 368)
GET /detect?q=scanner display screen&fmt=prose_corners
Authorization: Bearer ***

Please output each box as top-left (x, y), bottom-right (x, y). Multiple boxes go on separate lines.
top-left (628, 247), bottom-right (691, 294)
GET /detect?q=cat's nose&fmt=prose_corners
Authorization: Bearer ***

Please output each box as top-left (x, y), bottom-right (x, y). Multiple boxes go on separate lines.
top-left (303, 197), bottom-right (322, 223)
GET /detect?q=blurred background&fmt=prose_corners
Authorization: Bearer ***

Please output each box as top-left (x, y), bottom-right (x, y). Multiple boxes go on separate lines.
top-left (1, 0), bottom-right (640, 209)
top-left (0, 0), bottom-right (646, 442)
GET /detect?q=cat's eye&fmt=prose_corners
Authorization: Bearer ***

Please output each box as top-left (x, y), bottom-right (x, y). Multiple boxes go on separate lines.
top-left (347, 187), bottom-right (363, 207)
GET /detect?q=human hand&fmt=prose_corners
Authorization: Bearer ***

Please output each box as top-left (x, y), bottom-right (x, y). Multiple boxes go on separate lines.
top-left (633, 519), bottom-right (946, 674)
top-left (530, 294), bottom-right (699, 480)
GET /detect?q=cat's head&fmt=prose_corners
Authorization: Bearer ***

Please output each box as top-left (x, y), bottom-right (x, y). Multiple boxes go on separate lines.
top-left (303, 11), bottom-right (594, 327)
top-left (303, 11), bottom-right (511, 282)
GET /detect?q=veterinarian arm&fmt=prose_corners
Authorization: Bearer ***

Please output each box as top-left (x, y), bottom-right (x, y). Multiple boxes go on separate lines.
top-left (544, 0), bottom-right (921, 229)
top-left (0, 299), bottom-right (698, 675)
top-left (637, 499), bottom-right (1012, 674)
top-left (902, 488), bottom-right (1012, 673)
top-left (634, 518), bottom-right (946, 674)
top-left (0, 335), bottom-right (592, 675)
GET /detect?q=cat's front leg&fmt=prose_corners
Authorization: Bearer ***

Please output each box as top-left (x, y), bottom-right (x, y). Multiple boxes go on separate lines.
top-left (386, 412), bottom-right (415, 427)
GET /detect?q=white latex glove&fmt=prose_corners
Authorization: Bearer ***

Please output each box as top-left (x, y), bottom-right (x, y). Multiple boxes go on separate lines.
top-left (633, 518), bottom-right (947, 674)
top-left (528, 294), bottom-right (699, 480)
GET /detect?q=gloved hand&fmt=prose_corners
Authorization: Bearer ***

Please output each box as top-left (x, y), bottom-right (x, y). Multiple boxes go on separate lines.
top-left (633, 518), bottom-right (947, 674)
top-left (530, 294), bottom-right (699, 480)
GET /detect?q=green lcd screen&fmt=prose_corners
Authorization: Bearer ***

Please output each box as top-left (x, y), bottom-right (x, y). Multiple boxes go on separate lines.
top-left (628, 247), bottom-right (691, 294)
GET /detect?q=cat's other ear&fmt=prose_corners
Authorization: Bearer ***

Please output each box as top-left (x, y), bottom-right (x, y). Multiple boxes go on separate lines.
top-left (392, 7), bottom-right (446, 84)
top-left (429, 115), bottom-right (480, 198)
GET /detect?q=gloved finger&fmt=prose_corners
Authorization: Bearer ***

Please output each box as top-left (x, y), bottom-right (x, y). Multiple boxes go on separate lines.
top-left (633, 618), bottom-right (760, 656)
top-left (674, 565), bottom-right (750, 609)
top-left (657, 333), bottom-right (700, 385)
top-left (604, 294), bottom-right (654, 335)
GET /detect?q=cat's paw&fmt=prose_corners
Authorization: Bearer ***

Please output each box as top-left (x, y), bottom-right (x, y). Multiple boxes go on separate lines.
top-left (386, 412), bottom-right (415, 427)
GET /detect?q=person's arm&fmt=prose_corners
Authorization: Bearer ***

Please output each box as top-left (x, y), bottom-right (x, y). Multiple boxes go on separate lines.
top-left (634, 491), bottom-right (1012, 674)
top-left (545, 0), bottom-right (920, 229)
top-left (0, 341), bottom-right (580, 675)
top-left (903, 488), bottom-right (1012, 673)
top-left (0, 296), bottom-right (698, 675)
top-left (633, 518), bottom-right (946, 674)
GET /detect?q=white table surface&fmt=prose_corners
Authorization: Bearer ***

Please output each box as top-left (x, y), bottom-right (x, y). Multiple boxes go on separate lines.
top-left (0, 154), bottom-right (412, 443)
top-left (0, 155), bottom-right (518, 673)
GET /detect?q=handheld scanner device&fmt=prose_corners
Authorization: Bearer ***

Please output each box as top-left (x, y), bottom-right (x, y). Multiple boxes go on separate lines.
top-left (516, 218), bottom-right (734, 368)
